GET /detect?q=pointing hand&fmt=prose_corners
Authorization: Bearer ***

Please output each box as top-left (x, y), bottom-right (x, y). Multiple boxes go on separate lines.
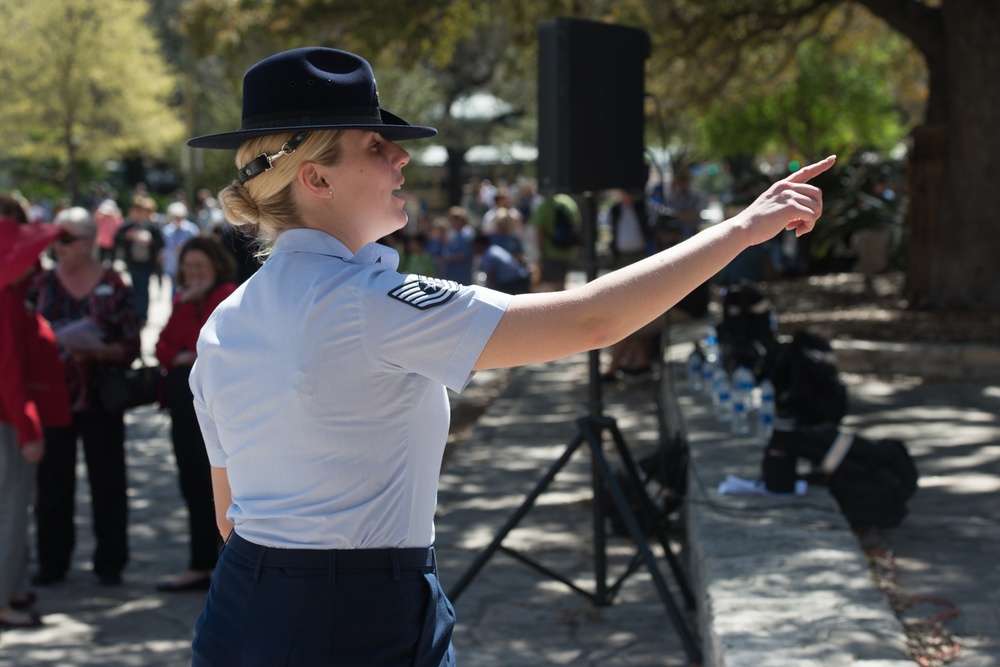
top-left (737, 156), bottom-right (836, 246)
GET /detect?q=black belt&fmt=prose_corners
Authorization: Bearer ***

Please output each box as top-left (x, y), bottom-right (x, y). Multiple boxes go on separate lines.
top-left (227, 532), bottom-right (435, 572)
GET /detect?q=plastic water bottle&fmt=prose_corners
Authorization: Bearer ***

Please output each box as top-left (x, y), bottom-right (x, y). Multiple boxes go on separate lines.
top-left (757, 377), bottom-right (776, 444)
top-left (704, 327), bottom-right (720, 366)
top-left (702, 328), bottom-right (719, 395)
top-left (686, 347), bottom-right (704, 392)
top-left (730, 391), bottom-right (749, 435)
top-left (701, 354), bottom-right (716, 396)
top-left (731, 365), bottom-right (755, 435)
top-left (712, 367), bottom-right (732, 422)
top-left (732, 365), bottom-right (755, 402)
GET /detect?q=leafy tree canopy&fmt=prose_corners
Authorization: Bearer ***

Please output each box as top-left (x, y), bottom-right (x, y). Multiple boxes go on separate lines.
top-left (698, 26), bottom-right (919, 159)
top-left (0, 0), bottom-right (185, 196)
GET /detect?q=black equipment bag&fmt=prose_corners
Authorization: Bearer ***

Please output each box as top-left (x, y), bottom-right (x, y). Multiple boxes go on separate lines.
top-left (767, 426), bottom-right (919, 528)
top-left (716, 281), bottom-right (775, 379)
top-left (764, 330), bottom-right (848, 426)
top-left (606, 435), bottom-right (689, 537)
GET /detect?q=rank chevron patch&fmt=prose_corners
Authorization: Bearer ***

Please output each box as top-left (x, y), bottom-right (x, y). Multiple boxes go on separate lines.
top-left (388, 275), bottom-right (460, 310)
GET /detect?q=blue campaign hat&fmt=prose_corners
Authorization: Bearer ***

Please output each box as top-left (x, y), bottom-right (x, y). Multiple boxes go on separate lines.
top-left (187, 47), bottom-right (437, 150)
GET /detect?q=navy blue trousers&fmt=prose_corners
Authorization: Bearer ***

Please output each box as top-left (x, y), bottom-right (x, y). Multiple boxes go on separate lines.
top-left (192, 533), bottom-right (456, 666)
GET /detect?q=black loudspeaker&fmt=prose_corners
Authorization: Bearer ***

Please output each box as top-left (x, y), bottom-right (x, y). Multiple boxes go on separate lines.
top-left (538, 18), bottom-right (651, 194)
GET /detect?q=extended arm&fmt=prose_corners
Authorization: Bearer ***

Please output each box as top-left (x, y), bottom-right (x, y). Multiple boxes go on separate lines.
top-left (475, 157), bottom-right (834, 370)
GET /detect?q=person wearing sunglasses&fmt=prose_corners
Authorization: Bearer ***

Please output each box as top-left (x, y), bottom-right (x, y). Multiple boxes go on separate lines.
top-left (25, 206), bottom-right (141, 588)
top-left (0, 196), bottom-right (70, 629)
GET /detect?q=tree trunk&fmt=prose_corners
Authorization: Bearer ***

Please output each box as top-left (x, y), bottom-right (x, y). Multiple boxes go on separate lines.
top-left (65, 137), bottom-right (81, 205)
top-left (886, 0), bottom-right (999, 310)
top-left (904, 124), bottom-right (946, 306)
top-left (863, 0), bottom-right (999, 311)
top-left (920, 0), bottom-right (1000, 310)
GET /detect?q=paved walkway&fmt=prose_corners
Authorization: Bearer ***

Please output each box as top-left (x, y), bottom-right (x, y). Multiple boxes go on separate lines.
top-left (437, 356), bottom-right (695, 666)
top-left (1, 277), bottom-right (997, 666)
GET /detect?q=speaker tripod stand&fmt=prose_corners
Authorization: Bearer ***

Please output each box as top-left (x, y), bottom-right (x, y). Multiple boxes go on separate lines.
top-left (447, 345), bottom-right (704, 664)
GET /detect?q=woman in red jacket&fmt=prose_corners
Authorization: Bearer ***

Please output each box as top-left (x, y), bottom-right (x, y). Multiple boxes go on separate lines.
top-left (155, 236), bottom-right (238, 592)
top-left (0, 210), bottom-right (71, 628)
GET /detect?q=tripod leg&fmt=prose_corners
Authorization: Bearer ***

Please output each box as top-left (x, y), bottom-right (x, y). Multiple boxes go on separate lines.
top-left (579, 418), bottom-right (610, 605)
top-left (649, 521), bottom-right (696, 609)
top-left (594, 422), bottom-right (703, 664)
top-left (606, 419), bottom-right (697, 608)
top-left (448, 432), bottom-right (587, 601)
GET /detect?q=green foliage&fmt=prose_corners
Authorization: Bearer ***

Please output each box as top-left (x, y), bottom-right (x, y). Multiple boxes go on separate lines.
top-left (0, 0), bottom-right (931, 208)
top-left (806, 154), bottom-right (907, 268)
top-left (4, 158), bottom-right (73, 207)
top-left (177, 0), bottom-right (578, 193)
top-left (697, 25), bottom-right (914, 159)
top-left (733, 154), bottom-right (907, 271)
top-left (0, 0), bottom-right (185, 198)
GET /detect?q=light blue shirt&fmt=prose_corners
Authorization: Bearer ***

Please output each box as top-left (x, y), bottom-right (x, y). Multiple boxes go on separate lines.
top-left (190, 229), bottom-right (509, 549)
top-left (161, 219), bottom-right (201, 277)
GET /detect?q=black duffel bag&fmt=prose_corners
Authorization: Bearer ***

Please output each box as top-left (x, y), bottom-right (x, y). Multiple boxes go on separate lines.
top-left (765, 425), bottom-right (919, 528)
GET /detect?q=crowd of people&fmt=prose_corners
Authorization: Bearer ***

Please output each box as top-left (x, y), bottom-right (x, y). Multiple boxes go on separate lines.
top-left (380, 170), bottom-right (708, 300)
top-left (383, 172), bottom-right (710, 384)
top-left (382, 185), bottom-right (546, 292)
top-left (0, 137), bottom-right (711, 636)
top-left (0, 187), bottom-right (257, 628)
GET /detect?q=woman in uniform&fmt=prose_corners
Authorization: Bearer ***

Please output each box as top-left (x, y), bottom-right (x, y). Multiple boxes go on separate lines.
top-left (186, 47), bottom-right (833, 666)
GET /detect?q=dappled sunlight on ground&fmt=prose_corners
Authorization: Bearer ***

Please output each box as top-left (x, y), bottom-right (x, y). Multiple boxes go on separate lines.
top-left (766, 271), bottom-right (1000, 345)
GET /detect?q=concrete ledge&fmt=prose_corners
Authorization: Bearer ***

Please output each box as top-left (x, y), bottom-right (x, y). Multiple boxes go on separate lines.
top-left (675, 376), bottom-right (912, 667)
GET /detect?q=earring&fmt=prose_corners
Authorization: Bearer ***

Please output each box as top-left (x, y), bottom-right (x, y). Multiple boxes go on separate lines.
top-left (328, 189), bottom-right (334, 197)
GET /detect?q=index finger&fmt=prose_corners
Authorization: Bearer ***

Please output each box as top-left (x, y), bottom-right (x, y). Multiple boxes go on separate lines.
top-left (785, 155), bottom-right (837, 184)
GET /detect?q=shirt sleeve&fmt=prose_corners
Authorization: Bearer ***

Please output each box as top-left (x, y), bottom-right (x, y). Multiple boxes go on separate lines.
top-left (190, 361), bottom-right (227, 467)
top-left (360, 270), bottom-right (510, 393)
top-left (203, 282), bottom-right (237, 314)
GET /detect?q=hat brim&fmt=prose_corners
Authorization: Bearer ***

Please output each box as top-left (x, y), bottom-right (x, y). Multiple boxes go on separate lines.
top-left (0, 220), bottom-right (62, 289)
top-left (187, 109), bottom-right (437, 149)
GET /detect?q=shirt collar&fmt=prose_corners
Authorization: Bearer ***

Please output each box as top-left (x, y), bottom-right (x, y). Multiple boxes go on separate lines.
top-left (269, 228), bottom-right (399, 270)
